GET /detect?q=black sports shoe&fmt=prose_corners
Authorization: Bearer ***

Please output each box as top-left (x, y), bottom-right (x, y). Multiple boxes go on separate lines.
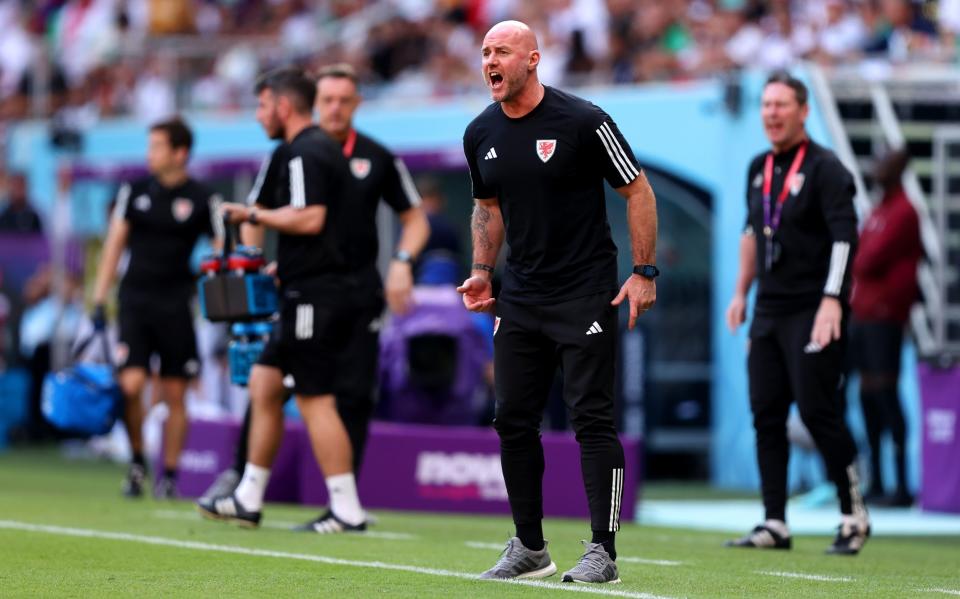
top-left (154, 476), bottom-right (178, 500)
top-left (561, 541), bottom-right (620, 583)
top-left (826, 520), bottom-right (871, 555)
top-left (122, 464), bottom-right (146, 498)
top-left (292, 510), bottom-right (366, 534)
top-left (196, 493), bottom-right (262, 528)
top-left (725, 524), bottom-right (792, 549)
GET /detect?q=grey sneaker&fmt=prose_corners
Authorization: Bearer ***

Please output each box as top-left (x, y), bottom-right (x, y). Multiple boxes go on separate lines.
top-left (561, 541), bottom-right (621, 584)
top-left (122, 464), bottom-right (146, 498)
top-left (154, 476), bottom-right (178, 500)
top-left (199, 468), bottom-right (240, 503)
top-left (479, 537), bottom-right (557, 580)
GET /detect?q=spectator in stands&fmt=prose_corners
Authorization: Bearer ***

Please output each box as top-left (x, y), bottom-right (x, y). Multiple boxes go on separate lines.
top-left (0, 172), bottom-right (43, 234)
top-left (811, 0), bottom-right (869, 65)
top-left (849, 148), bottom-right (920, 507)
top-left (863, 0), bottom-right (939, 60)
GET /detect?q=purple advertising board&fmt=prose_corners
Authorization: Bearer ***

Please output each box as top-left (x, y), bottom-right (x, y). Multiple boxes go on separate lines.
top-left (171, 418), bottom-right (640, 521)
top-left (919, 364), bottom-right (960, 513)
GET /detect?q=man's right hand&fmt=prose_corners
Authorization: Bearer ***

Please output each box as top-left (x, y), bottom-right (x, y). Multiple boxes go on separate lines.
top-left (726, 293), bottom-right (747, 333)
top-left (92, 304), bottom-right (107, 332)
top-left (456, 276), bottom-right (495, 313)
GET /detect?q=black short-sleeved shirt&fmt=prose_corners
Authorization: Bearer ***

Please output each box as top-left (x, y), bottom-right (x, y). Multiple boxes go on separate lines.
top-left (744, 139), bottom-right (858, 315)
top-left (250, 130), bottom-right (420, 294)
top-left (114, 176), bottom-right (222, 303)
top-left (256, 125), bottom-right (354, 286)
top-left (340, 129), bottom-right (420, 289)
top-left (463, 85), bottom-right (642, 305)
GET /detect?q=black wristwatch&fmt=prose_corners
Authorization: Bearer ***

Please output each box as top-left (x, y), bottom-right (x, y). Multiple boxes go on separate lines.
top-left (246, 207), bottom-right (258, 225)
top-left (393, 250), bottom-right (413, 264)
top-left (633, 264), bottom-right (660, 279)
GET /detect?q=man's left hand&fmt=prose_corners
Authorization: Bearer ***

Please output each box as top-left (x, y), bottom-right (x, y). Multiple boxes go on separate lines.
top-left (809, 296), bottom-right (843, 350)
top-left (220, 202), bottom-right (250, 225)
top-left (385, 260), bottom-right (414, 315)
top-left (612, 274), bottom-right (656, 330)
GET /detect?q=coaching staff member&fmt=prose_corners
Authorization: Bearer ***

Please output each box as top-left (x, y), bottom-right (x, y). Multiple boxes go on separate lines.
top-left (200, 64), bottom-right (430, 527)
top-left (92, 117), bottom-right (223, 499)
top-left (458, 21), bottom-right (658, 583)
top-left (198, 68), bottom-right (366, 533)
top-left (725, 71), bottom-right (870, 555)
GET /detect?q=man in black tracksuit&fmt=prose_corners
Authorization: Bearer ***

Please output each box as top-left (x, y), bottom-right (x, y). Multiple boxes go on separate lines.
top-left (458, 21), bottom-right (658, 584)
top-left (725, 71), bottom-right (870, 555)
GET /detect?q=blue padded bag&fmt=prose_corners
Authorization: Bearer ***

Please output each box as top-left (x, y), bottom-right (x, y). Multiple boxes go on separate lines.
top-left (41, 332), bottom-right (121, 436)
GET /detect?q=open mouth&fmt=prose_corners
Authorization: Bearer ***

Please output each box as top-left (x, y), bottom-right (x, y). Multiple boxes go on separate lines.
top-left (488, 71), bottom-right (504, 90)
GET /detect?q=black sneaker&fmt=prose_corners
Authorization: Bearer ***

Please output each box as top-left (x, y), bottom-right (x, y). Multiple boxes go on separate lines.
top-left (725, 524), bottom-right (792, 549)
top-left (826, 520), bottom-right (871, 555)
top-left (292, 510), bottom-right (367, 534)
top-left (122, 464), bottom-right (146, 498)
top-left (196, 493), bottom-right (261, 528)
top-left (154, 476), bottom-right (178, 500)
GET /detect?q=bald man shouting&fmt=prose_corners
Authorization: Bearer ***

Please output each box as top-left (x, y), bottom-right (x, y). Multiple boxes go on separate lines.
top-left (458, 20), bottom-right (659, 584)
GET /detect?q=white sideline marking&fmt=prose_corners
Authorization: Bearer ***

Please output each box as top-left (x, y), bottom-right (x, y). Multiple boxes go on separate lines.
top-left (152, 510), bottom-right (416, 541)
top-left (618, 557), bottom-right (684, 567)
top-left (1, 520), bottom-right (677, 599)
top-left (757, 570), bottom-right (854, 582)
top-left (465, 541), bottom-right (507, 551)
top-left (921, 590), bottom-right (960, 596)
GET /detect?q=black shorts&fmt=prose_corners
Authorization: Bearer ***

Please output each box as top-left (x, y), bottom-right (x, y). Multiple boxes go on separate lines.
top-left (117, 295), bottom-right (199, 378)
top-left (849, 318), bottom-right (903, 375)
top-left (493, 289), bottom-right (618, 423)
top-left (256, 288), bottom-right (365, 397)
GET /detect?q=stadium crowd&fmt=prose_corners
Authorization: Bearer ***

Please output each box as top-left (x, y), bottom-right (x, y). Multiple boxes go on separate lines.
top-left (0, 0), bottom-right (957, 125)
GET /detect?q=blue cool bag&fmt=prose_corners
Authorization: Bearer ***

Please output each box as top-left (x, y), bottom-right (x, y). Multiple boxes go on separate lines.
top-left (41, 332), bottom-right (122, 436)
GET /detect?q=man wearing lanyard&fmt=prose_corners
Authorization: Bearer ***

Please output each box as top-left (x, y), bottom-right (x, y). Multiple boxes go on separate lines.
top-left (725, 72), bottom-right (869, 555)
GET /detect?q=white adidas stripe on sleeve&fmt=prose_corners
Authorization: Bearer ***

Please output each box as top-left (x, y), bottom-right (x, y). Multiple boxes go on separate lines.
top-left (595, 122), bottom-right (640, 186)
top-left (112, 183), bottom-right (131, 221)
top-left (289, 157), bottom-right (306, 209)
top-left (394, 158), bottom-right (422, 207)
top-left (824, 241), bottom-right (851, 296)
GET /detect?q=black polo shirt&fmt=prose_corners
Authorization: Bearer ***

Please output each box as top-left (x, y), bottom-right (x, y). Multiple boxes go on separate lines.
top-left (341, 129), bottom-right (421, 290)
top-left (114, 175), bottom-right (222, 303)
top-left (463, 85), bottom-right (643, 305)
top-left (256, 125), bottom-right (354, 286)
top-left (745, 139), bottom-right (858, 315)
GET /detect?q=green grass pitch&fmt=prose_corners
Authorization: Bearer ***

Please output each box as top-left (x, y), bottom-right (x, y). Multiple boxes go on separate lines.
top-left (1, 448), bottom-right (958, 598)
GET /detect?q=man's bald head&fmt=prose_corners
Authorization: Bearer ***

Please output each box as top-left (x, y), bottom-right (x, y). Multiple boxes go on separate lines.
top-left (483, 20), bottom-right (539, 52)
top-left (480, 20), bottom-right (542, 107)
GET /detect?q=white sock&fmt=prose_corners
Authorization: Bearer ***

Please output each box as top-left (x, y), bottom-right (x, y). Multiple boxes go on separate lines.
top-left (234, 463), bottom-right (270, 512)
top-left (764, 519), bottom-right (790, 538)
top-left (326, 473), bottom-right (364, 526)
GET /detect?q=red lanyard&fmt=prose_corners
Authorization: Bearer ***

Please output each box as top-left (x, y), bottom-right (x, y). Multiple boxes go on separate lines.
top-left (342, 128), bottom-right (357, 158)
top-left (762, 141), bottom-right (807, 237)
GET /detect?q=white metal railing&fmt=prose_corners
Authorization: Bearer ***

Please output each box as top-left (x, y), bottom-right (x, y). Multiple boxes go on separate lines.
top-left (867, 82), bottom-right (944, 357)
top-left (811, 64), bottom-right (945, 357)
top-left (932, 127), bottom-right (960, 357)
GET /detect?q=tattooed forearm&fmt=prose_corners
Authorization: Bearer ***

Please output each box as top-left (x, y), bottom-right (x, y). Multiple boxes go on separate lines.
top-left (470, 199), bottom-right (504, 271)
top-left (472, 203), bottom-right (494, 251)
